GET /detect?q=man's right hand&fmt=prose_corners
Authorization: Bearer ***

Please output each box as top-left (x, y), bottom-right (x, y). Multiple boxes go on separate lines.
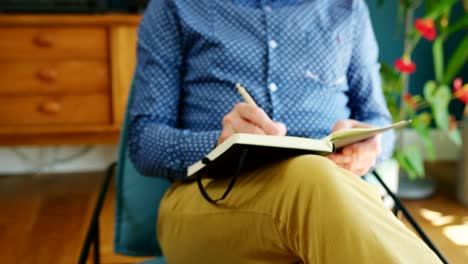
top-left (217, 103), bottom-right (287, 146)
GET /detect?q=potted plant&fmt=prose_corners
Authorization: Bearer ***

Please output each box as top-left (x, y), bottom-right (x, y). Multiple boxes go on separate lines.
top-left (379, 0), bottom-right (468, 199)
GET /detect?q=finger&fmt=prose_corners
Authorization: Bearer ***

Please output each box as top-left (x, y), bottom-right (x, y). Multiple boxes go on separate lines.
top-left (236, 103), bottom-right (279, 135)
top-left (328, 152), bottom-right (354, 164)
top-left (348, 153), bottom-right (377, 175)
top-left (275, 122), bottom-right (287, 136)
top-left (219, 111), bottom-right (267, 146)
top-left (331, 119), bottom-right (377, 134)
top-left (353, 168), bottom-right (368, 177)
top-left (331, 119), bottom-right (354, 132)
top-left (330, 148), bottom-right (377, 174)
top-left (348, 121), bottom-right (375, 129)
top-left (222, 107), bottom-right (267, 134)
top-left (340, 163), bottom-right (350, 171)
top-left (333, 143), bottom-right (378, 162)
top-left (229, 117), bottom-right (268, 135)
top-left (349, 162), bottom-right (374, 176)
top-left (217, 124), bottom-right (234, 146)
top-left (344, 136), bottom-right (381, 155)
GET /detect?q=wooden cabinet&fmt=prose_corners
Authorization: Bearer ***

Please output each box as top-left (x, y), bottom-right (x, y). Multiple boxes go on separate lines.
top-left (0, 15), bottom-right (140, 145)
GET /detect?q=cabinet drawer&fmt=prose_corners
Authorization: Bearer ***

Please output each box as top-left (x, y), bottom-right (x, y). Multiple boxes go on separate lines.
top-left (0, 27), bottom-right (108, 60)
top-left (0, 61), bottom-right (109, 95)
top-left (0, 94), bottom-right (111, 125)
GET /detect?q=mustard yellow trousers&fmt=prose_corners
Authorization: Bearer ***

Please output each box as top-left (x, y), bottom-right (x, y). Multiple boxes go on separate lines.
top-left (158, 155), bottom-right (441, 263)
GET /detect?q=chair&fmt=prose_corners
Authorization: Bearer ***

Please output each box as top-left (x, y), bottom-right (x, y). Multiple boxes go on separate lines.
top-left (79, 82), bottom-right (448, 264)
top-left (111, 80), bottom-right (171, 263)
top-left (79, 82), bottom-right (170, 264)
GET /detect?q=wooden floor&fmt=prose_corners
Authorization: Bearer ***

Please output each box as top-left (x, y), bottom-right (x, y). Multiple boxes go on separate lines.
top-left (402, 195), bottom-right (468, 263)
top-left (0, 172), bottom-right (102, 264)
top-left (0, 171), bottom-right (151, 264)
top-left (1, 168), bottom-right (467, 264)
top-left (399, 161), bottom-right (468, 263)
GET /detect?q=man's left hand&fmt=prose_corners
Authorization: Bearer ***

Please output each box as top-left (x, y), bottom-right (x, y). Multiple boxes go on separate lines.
top-left (327, 119), bottom-right (382, 176)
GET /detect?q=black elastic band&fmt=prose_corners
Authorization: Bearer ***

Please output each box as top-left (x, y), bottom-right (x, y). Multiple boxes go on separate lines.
top-left (197, 148), bottom-right (249, 203)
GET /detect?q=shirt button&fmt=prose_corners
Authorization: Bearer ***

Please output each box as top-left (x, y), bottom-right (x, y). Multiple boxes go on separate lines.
top-left (268, 40), bottom-right (278, 49)
top-left (263, 5), bottom-right (272, 12)
top-left (268, 83), bottom-right (278, 92)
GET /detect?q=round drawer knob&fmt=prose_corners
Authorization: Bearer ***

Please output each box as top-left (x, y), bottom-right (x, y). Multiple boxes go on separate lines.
top-left (39, 99), bottom-right (61, 115)
top-left (37, 67), bottom-right (58, 82)
top-left (33, 34), bottom-right (55, 47)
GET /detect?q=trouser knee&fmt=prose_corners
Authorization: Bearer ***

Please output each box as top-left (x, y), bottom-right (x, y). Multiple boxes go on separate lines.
top-left (277, 154), bottom-right (343, 189)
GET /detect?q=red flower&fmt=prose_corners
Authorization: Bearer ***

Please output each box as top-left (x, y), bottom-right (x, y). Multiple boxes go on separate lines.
top-left (454, 78), bottom-right (463, 89)
top-left (403, 93), bottom-right (417, 110)
top-left (394, 57), bottom-right (416, 74)
top-left (415, 18), bottom-right (437, 41)
top-left (453, 78), bottom-right (468, 104)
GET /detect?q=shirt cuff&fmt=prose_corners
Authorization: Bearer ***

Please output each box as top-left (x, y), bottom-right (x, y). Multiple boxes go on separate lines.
top-left (129, 120), bottom-right (221, 180)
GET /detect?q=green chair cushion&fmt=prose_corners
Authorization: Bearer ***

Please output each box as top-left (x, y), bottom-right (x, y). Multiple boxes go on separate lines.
top-left (113, 81), bottom-right (172, 256)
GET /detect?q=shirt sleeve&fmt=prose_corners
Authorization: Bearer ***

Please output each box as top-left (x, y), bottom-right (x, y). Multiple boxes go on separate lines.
top-left (127, 0), bottom-right (220, 180)
top-left (346, 0), bottom-right (395, 163)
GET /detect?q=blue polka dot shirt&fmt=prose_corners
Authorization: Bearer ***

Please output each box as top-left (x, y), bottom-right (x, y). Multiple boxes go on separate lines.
top-left (128, 0), bottom-right (395, 180)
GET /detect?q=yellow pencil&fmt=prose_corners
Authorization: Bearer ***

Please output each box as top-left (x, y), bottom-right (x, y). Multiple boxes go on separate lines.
top-left (235, 83), bottom-right (258, 107)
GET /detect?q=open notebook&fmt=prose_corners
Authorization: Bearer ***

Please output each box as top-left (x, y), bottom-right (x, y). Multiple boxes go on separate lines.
top-left (187, 120), bottom-right (411, 179)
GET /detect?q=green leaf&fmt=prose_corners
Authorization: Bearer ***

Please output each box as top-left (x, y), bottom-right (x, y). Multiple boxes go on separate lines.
top-left (448, 129), bottom-right (462, 147)
top-left (423, 81), bottom-right (438, 103)
top-left (444, 13), bottom-right (468, 36)
top-left (380, 63), bottom-right (401, 93)
top-left (424, 0), bottom-right (458, 20)
top-left (395, 145), bottom-right (425, 180)
top-left (443, 35), bottom-right (468, 84)
top-left (425, 0), bottom-right (439, 13)
top-left (405, 146), bottom-right (425, 179)
top-left (380, 62), bottom-right (403, 121)
top-left (396, 156), bottom-right (417, 179)
top-left (424, 82), bottom-right (451, 131)
top-left (432, 37), bottom-right (444, 83)
top-left (432, 85), bottom-right (451, 130)
top-left (395, 150), bottom-right (416, 179)
top-left (412, 113), bottom-right (435, 160)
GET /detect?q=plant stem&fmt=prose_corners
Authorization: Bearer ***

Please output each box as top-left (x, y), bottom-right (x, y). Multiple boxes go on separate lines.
top-left (411, 0), bottom-right (423, 9)
top-left (399, 74), bottom-right (409, 120)
top-left (398, 5), bottom-right (415, 151)
top-left (404, 34), bottom-right (422, 56)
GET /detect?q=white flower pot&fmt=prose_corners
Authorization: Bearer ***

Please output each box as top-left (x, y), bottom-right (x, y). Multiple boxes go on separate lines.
top-left (365, 159), bottom-right (399, 209)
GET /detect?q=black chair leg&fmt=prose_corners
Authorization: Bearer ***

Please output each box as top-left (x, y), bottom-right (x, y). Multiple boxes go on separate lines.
top-left (78, 162), bottom-right (116, 264)
top-left (371, 170), bottom-right (449, 264)
top-left (392, 204), bottom-right (400, 216)
top-left (93, 221), bottom-right (100, 264)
